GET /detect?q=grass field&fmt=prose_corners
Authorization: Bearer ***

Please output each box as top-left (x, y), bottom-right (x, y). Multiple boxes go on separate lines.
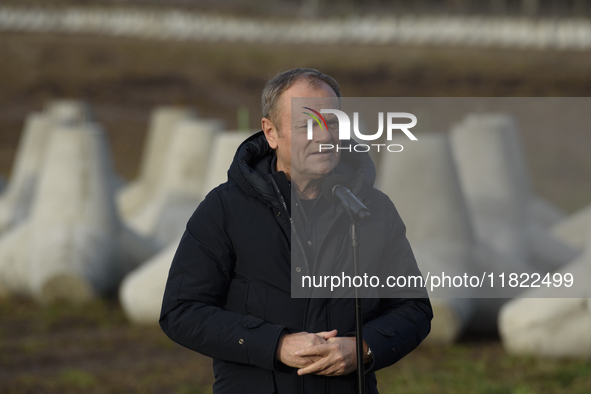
top-left (0, 30), bottom-right (590, 393)
top-left (1, 297), bottom-right (590, 394)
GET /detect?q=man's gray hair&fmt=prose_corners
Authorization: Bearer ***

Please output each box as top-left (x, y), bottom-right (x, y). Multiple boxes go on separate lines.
top-left (261, 68), bottom-right (341, 129)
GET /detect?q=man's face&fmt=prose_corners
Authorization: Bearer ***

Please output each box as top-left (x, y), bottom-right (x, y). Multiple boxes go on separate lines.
top-left (263, 78), bottom-right (340, 184)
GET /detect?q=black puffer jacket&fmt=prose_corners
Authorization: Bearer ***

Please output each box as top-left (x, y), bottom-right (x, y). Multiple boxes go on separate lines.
top-left (160, 131), bottom-right (432, 394)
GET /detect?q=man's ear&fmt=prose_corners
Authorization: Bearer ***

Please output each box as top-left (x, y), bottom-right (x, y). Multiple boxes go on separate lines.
top-left (262, 118), bottom-right (279, 149)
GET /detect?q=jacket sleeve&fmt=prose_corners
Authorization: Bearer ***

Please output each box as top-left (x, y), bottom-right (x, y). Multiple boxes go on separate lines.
top-left (361, 197), bottom-right (433, 373)
top-left (159, 188), bottom-right (287, 371)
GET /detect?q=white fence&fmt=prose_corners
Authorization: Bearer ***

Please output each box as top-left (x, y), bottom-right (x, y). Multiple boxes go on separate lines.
top-left (1, 6), bottom-right (591, 50)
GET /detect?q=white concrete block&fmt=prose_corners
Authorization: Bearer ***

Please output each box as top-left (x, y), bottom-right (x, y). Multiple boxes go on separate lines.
top-left (552, 203), bottom-right (591, 250)
top-left (45, 100), bottom-right (91, 125)
top-left (529, 196), bottom-right (565, 228)
top-left (120, 131), bottom-right (252, 324)
top-left (118, 107), bottom-right (196, 219)
top-left (0, 113), bottom-right (160, 303)
top-left (0, 113), bottom-right (52, 234)
top-left (499, 226), bottom-right (591, 358)
top-left (450, 114), bottom-right (577, 273)
top-left (450, 115), bottom-right (530, 263)
top-left (501, 301), bottom-right (591, 358)
top-left (0, 120), bottom-right (160, 302)
top-left (119, 244), bottom-right (177, 324)
top-left (125, 119), bottom-right (222, 245)
top-left (0, 100), bottom-right (99, 235)
top-left (526, 222), bottom-right (580, 273)
top-left (117, 225), bottom-right (161, 276)
top-left (377, 132), bottom-right (478, 343)
top-left (0, 223), bottom-right (32, 296)
top-left (27, 122), bottom-right (121, 302)
top-left (499, 262), bottom-right (591, 358)
top-left (201, 131), bottom-right (252, 196)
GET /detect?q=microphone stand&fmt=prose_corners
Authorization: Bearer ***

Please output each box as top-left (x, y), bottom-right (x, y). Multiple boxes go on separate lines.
top-left (322, 175), bottom-right (370, 394)
top-left (351, 219), bottom-right (365, 394)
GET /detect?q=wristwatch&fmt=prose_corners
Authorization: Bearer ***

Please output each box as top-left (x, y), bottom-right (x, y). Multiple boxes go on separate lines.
top-left (366, 346), bottom-right (373, 363)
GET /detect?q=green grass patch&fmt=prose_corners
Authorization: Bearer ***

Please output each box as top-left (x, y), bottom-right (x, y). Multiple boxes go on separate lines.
top-left (376, 343), bottom-right (591, 394)
top-left (58, 369), bottom-right (97, 389)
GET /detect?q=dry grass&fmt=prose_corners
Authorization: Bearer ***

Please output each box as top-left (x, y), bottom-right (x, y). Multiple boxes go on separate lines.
top-left (0, 296), bottom-right (215, 394)
top-left (1, 296), bottom-right (589, 393)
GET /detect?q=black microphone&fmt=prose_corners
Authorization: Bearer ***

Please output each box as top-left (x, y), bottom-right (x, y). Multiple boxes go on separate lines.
top-left (322, 174), bottom-right (372, 223)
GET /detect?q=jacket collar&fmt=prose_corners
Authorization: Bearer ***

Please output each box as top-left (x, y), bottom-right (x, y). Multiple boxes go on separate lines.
top-left (228, 131), bottom-right (376, 207)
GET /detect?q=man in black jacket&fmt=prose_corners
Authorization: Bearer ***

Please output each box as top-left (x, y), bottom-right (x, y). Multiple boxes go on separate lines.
top-left (160, 68), bottom-right (432, 393)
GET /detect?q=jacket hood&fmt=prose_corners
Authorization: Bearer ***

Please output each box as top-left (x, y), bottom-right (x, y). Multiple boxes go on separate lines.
top-left (228, 131), bottom-right (376, 208)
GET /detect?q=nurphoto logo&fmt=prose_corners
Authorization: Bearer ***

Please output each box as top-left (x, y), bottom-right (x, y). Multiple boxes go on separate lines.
top-left (303, 107), bottom-right (418, 153)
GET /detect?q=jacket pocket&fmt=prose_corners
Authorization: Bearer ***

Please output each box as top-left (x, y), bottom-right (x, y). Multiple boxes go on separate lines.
top-left (213, 359), bottom-right (275, 393)
top-left (265, 285), bottom-right (304, 332)
top-left (239, 314), bottom-right (266, 329)
top-left (245, 280), bottom-right (269, 321)
top-left (224, 278), bottom-right (248, 314)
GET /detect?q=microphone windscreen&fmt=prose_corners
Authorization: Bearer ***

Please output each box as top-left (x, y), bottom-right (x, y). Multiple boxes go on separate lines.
top-left (321, 174), bottom-right (350, 204)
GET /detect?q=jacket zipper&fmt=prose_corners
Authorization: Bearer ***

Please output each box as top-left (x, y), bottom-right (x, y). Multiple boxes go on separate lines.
top-left (268, 175), bottom-right (313, 353)
top-left (268, 175), bottom-right (311, 275)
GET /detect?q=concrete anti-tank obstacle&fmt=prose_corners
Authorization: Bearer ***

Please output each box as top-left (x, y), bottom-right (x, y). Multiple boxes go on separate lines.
top-left (376, 132), bottom-right (478, 344)
top-left (119, 131), bottom-right (252, 324)
top-left (200, 131), bottom-right (252, 196)
top-left (450, 115), bottom-right (529, 263)
top-left (44, 99), bottom-right (127, 193)
top-left (551, 203), bottom-right (591, 250)
top-left (117, 107), bottom-right (196, 220)
top-left (0, 113), bottom-right (52, 234)
top-left (27, 122), bottom-right (122, 302)
top-left (0, 100), bottom-right (97, 235)
top-left (0, 122), bottom-right (159, 303)
top-left (0, 224), bottom-right (31, 297)
top-left (44, 99), bottom-right (92, 124)
top-left (125, 119), bottom-right (222, 245)
top-left (498, 224), bottom-right (591, 359)
top-left (0, 122), bottom-right (118, 301)
top-left (450, 114), bottom-right (579, 273)
top-left (119, 244), bottom-right (177, 324)
top-left (529, 195), bottom-right (566, 228)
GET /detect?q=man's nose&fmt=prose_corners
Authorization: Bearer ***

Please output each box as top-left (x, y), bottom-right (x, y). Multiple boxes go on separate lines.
top-left (313, 124), bottom-right (334, 144)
